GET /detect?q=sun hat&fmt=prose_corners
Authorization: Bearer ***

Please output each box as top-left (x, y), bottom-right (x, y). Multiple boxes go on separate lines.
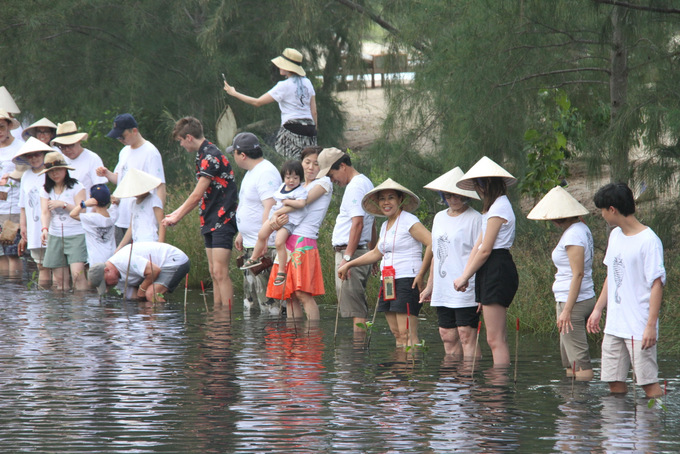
top-left (22, 117), bottom-right (57, 141)
top-left (456, 156), bottom-right (517, 191)
top-left (362, 178), bottom-right (420, 217)
top-left (50, 121), bottom-right (88, 146)
top-left (0, 108), bottom-right (20, 130)
top-left (13, 137), bottom-right (52, 165)
top-left (527, 186), bottom-right (589, 220)
top-left (106, 113), bottom-right (138, 139)
top-left (316, 147), bottom-right (345, 178)
top-left (90, 184), bottom-right (111, 206)
top-left (112, 168), bottom-right (162, 198)
top-left (88, 263), bottom-right (108, 296)
top-left (424, 167), bottom-right (480, 200)
top-left (271, 48), bottom-right (306, 77)
top-left (8, 165), bottom-right (29, 181)
top-left (0, 87), bottom-right (20, 115)
top-left (38, 151), bottom-right (75, 175)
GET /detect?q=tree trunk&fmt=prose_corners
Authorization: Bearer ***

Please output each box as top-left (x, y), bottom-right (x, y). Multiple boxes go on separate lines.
top-left (609, 5), bottom-right (629, 183)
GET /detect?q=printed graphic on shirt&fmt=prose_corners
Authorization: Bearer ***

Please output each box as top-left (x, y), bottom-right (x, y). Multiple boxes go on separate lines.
top-left (436, 234), bottom-right (450, 278)
top-left (613, 254), bottom-right (624, 304)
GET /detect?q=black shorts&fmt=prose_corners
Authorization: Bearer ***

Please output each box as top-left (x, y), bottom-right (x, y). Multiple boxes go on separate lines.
top-left (377, 277), bottom-right (421, 316)
top-left (474, 249), bottom-right (518, 308)
top-left (203, 218), bottom-right (237, 249)
top-left (437, 306), bottom-right (480, 329)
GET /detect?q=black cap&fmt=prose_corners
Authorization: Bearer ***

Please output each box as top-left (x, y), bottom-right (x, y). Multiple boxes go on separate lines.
top-left (225, 132), bottom-right (260, 154)
top-left (106, 113), bottom-right (138, 139)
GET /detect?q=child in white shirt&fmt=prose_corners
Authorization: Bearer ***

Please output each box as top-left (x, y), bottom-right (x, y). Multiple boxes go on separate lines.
top-left (70, 183), bottom-right (117, 264)
top-left (241, 160), bottom-right (307, 285)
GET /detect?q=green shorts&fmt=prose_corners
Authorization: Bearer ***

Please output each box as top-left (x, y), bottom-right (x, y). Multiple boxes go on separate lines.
top-left (43, 234), bottom-right (88, 268)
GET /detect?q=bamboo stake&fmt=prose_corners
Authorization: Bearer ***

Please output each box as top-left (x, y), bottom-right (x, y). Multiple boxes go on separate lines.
top-left (471, 320), bottom-right (482, 380)
top-left (366, 284), bottom-right (383, 349)
top-left (571, 360), bottom-right (576, 398)
top-left (334, 280), bottom-right (344, 344)
top-left (183, 273), bottom-right (188, 320)
top-left (148, 254), bottom-right (157, 303)
top-left (122, 213), bottom-right (134, 300)
top-left (631, 336), bottom-right (637, 400)
top-left (513, 317), bottom-right (520, 384)
top-left (406, 302), bottom-right (411, 349)
top-left (200, 280), bottom-right (208, 312)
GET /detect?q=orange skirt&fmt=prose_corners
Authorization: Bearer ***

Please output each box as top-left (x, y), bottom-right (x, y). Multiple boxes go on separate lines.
top-left (266, 235), bottom-right (325, 300)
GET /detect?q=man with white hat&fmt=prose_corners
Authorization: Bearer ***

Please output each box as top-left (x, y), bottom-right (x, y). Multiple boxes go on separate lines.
top-left (229, 132), bottom-right (282, 314)
top-left (0, 109), bottom-right (24, 275)
top-left (51, 121), bottom-right (107, 193)
top-left (317, 148), bottom-right (376, 331)
top-left (97, 113), bottom-right (166, 245)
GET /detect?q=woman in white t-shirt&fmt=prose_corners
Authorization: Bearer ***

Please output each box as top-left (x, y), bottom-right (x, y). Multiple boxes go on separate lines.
top-left (454, 156), bottom-right (519, 366)
top-left (224, 48), bottom-right (317, 159)
top-left (39, 152), bottom-right (88, 291)
top-left (419, 167), bottom-right (482, 357)
top-left (266, 147), bottom-right (333, 320)
top-left (338, 179), bottom-right (432, 347)
top-left (528, 186), bottom-right (595, 380)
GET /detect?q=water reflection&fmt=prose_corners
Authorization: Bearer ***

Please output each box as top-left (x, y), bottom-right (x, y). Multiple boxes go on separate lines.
top-left (0, 278), bottom-right (678, 453)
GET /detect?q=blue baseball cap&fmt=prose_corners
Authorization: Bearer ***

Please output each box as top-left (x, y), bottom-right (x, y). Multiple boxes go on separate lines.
top-left (90, 184), bottom-right (111, 206)
top-left (106, 113), bottom-right (138, 139)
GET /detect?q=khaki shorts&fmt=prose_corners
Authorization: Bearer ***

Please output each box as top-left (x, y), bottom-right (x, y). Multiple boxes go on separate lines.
top-left (556, 297), bottom-right (596, 370)
top-left (601, 333), bottom-right (658, 386)
top-left (335, 249), bottom-right (370, 319)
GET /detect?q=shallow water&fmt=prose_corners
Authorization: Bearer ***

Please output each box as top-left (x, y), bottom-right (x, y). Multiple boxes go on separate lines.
top-left (0, 278), bottom-right (678, 453)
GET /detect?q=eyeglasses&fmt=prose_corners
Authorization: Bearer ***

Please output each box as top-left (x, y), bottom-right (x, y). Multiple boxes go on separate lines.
top-left (23, 152), bottom-right (44, 159)
top-left (35, 129), bottom-right (53, 135)
top-left (57, 143), bottom-right (76, 150)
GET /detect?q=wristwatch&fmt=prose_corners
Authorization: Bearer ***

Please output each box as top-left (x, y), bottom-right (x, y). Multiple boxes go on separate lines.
top-left (63, 202), bottom-right (67, 209)
top-left (80, 200), bottom-right (86, 209)
top-left (343, 254), bottom-right (351, 262)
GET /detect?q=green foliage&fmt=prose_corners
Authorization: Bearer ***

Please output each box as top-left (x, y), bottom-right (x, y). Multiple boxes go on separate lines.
top-left (520, 89), bottom-right (584, 199)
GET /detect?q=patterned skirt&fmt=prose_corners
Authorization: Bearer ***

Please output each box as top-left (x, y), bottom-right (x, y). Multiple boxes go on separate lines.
top-left (266, 234), bottom-right (325, 300)
top-left (274, 119), bottom-right (317, 160)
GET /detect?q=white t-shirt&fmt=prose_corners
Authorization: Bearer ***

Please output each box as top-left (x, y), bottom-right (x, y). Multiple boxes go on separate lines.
top-left (292, 177), bottom-right (332, 239)
top-left (603, 227), bottom-right (666, 340)
top-left (332, 173), bottom-right (374, 247)
top-left (482, 195), bottom-right (515, 249)
top-left (268, 76), bottom-right (316, 125)
top-left (109, 242), bottom-right (189, 289)
top-left (65, 148), bottom-right (107, 192)
top-left (377, 210), bottom-right (423, 279)
top-left (430, 207), bottom-right (482, 308)
top-left (131, 193), bottom-right (163, 242)
top-left (80, 212), bottom-right (116, 264)
top-left (272, 183), bottom-right (308, 228)
top-left (0, 139), bottom-right (22, 215)
top-left (18, 169), bottom-right (45, 249)
top-left (551, 222), bottom-right (595, 303)
top-left (113, 141), bottom-right (165, 229)
top-left (236, 159), bottom-right (282, 248)
top-left (40, 182), bottom-right (85, 237)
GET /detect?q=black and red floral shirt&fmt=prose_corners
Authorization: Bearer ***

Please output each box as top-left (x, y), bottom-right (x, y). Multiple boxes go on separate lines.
top-left (196, 140), bottom-right (238, 234)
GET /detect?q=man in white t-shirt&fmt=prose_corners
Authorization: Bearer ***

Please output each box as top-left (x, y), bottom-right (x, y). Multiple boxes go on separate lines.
top-left (230, 132), bottom-right (283, 314)
top-left (317, 148), bottom-right (376, 331)
top-left (97, 113), bottom-right (166, 244)
top-left (51, 121), bottom-right (107, 194)
top-left (587, 182), bottom-right (666, 398)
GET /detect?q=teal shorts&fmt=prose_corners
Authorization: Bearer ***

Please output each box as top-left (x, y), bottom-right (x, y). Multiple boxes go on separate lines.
top-left (43, 234), bottom-right (88, 268)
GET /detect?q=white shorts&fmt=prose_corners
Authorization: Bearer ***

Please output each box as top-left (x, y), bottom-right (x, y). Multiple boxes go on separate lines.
top-left (601, 333), bottom-right (658, 386)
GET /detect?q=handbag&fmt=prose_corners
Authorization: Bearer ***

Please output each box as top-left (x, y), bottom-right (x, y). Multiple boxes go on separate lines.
top-left (0, 185), bottom-right (18, 244)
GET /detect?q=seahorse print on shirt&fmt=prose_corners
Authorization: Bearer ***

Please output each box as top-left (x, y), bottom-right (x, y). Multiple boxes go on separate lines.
top-left (437, 234), bottom-right (450, 278)
top-left (613, 254), bottom-right (624, 304)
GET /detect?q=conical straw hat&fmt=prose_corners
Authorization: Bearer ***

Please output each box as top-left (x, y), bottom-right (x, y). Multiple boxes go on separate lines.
top-left (362, 178), bottom-right (420, 217)
top-left (22, 117), bottom-right (57, 140)
top-left (456, 156), bottom-right (517, 191)
top-left (424, 167), bottom-right (480, 200)
top-left (13, 137), bottom-right (53, 165)
top-left (527, 186), bottom-right (589, 220)
top-left (0, 108), bottom-right (20, 130)
top-left (9, 165), bottom-right (29, 181)
top-left (0, 87), bottom-right (20, 114)
top-left (112, 168), bottom-right (162, 198)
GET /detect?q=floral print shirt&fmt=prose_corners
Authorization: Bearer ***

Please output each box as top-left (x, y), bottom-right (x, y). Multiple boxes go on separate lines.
top-left (196, 140), bottom-right (238, 234)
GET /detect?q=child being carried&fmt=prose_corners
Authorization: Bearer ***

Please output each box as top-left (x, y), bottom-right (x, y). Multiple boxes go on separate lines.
top-left (241, 160), bottom-right (307, 286)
